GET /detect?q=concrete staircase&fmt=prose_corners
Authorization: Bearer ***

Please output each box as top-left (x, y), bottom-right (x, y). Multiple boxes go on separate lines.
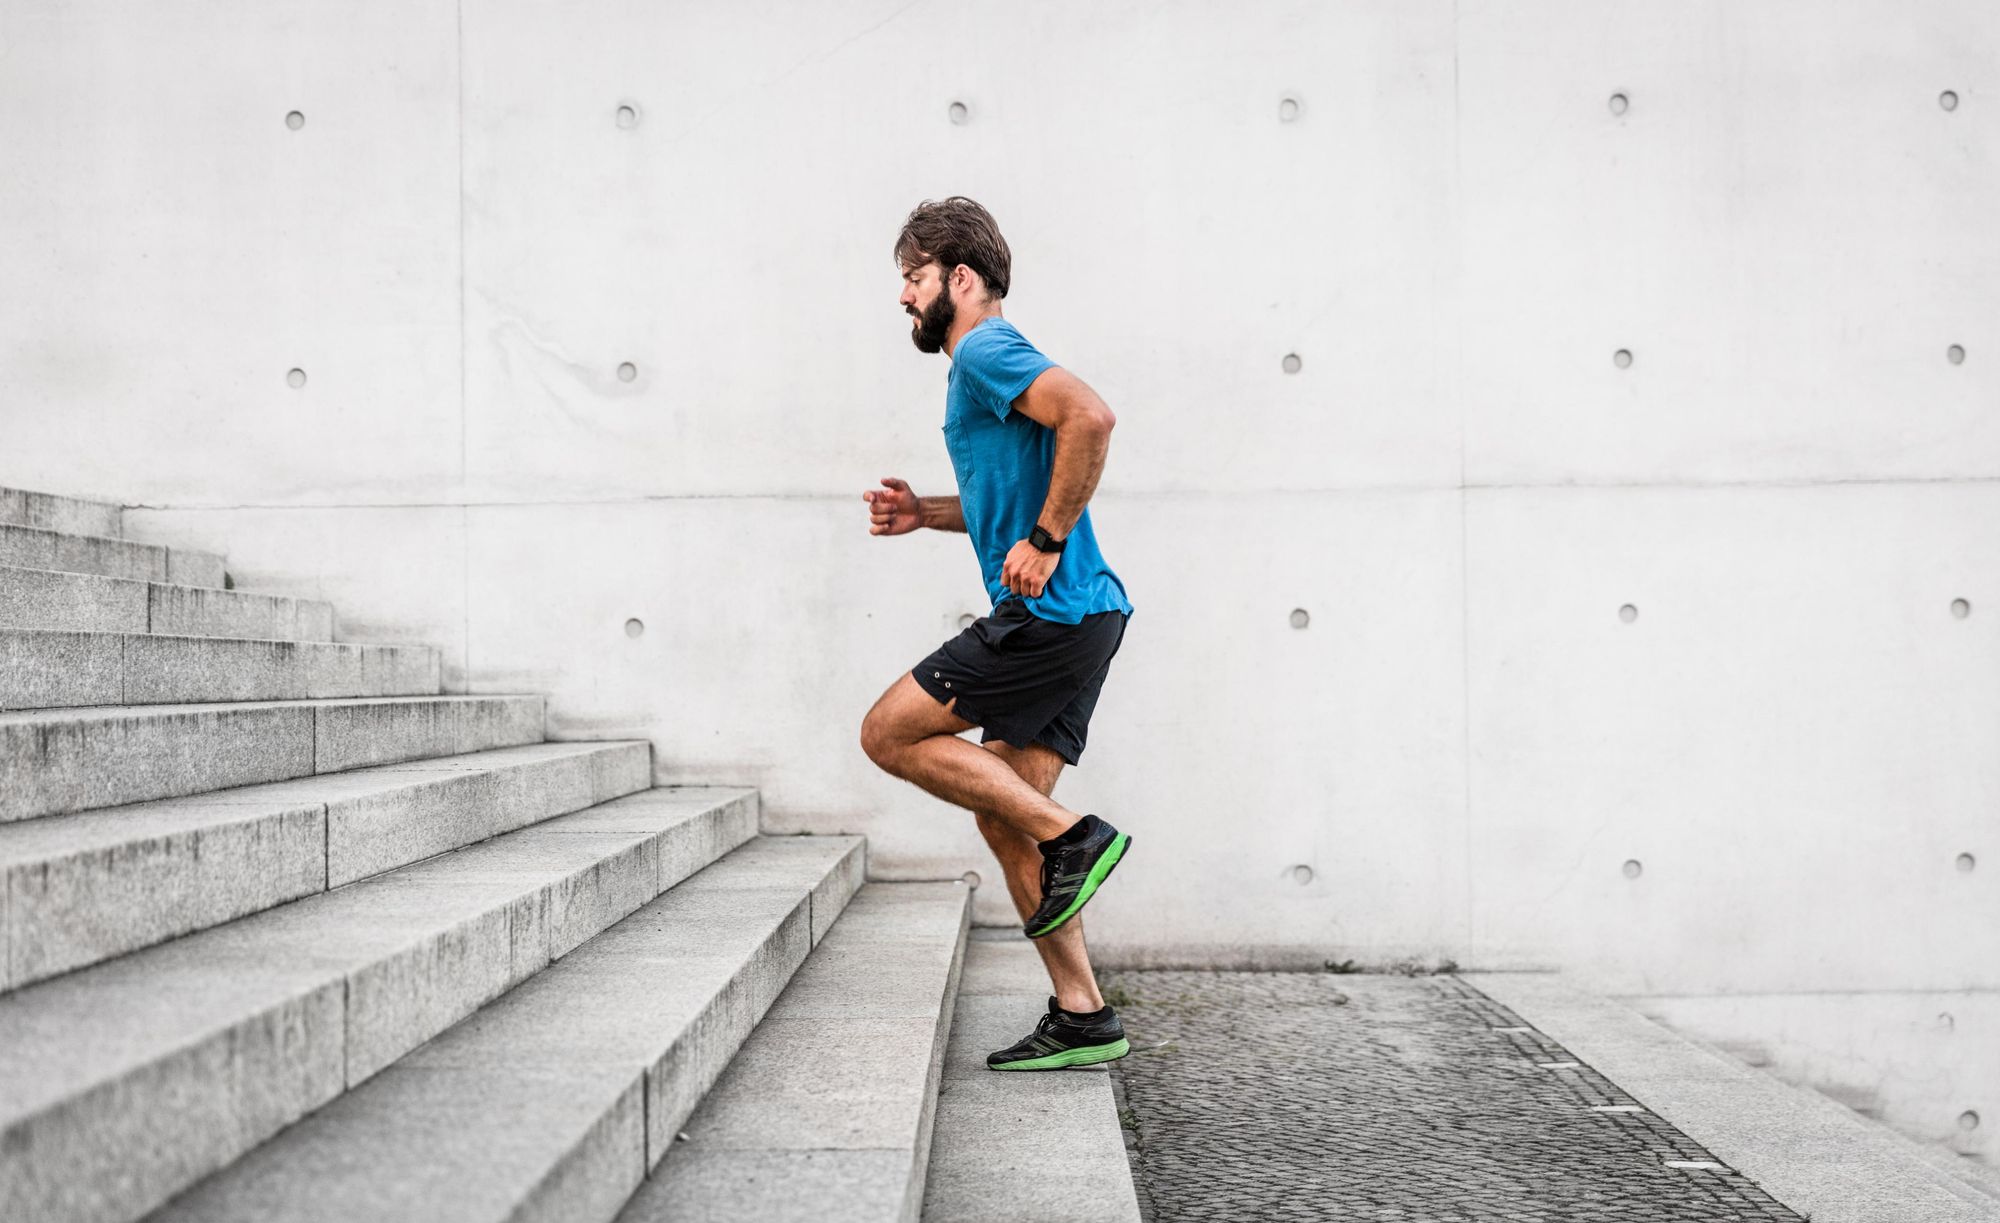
top-left (0, 486), bottom-right (984, 1223)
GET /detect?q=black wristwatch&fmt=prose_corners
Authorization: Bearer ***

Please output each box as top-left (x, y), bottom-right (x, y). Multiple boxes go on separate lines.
top-left (1028, 523), bottom-right (1067, 554)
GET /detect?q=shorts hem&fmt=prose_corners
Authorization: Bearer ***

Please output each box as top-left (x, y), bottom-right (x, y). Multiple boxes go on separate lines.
top-left (911, 667), bottom-right (985, 726)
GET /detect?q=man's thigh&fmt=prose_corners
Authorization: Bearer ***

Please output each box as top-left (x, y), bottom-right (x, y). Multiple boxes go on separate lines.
top-left (864, 671), bottom-right (978, 745)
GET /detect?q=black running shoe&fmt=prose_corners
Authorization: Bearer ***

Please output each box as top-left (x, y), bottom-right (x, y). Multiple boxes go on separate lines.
top-left (1024, 814), bottom-right (1131, 939)
top-left (986, 996), bottom-right (1130, 1071)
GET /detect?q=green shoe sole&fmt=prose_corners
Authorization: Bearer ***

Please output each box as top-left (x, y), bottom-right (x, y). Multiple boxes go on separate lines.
top-left (1027, 833), bottom-right (1131, 939)
top-left (988, 1037), bottom-right (1131, 1071)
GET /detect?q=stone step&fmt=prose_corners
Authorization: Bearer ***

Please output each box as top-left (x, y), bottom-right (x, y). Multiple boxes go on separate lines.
top-left (0, 694), bottom-right (547, 823)
top-left (0, 786), bottom-right (765, 1223)
top-left (0, 629), bottom-right (438, 711)
top-left (144, 833), bottom-right (867, 1223)
top-left (0, 521), bottom-right (224, 588)
top-left (0, 486), bottom-right (124, 540)
top-left (0, 739), bottom-right (653, 993)
top-left (620, 881), bottom-right (972, 1223)
top-left (921, 935), bottom-right (1145, 1223)
top-left (0, 563), bottom-right (336, 641)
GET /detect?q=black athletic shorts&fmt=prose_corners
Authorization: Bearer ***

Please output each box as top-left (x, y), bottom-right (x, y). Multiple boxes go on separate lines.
top-left (911, 599), bottom-right (1129, 766)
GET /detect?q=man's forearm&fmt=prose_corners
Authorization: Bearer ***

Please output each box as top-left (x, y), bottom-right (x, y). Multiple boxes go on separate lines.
top-left (1035, 419), bottom-right (1112, 538)
top-left (920, 495), bottom-right (966, 533)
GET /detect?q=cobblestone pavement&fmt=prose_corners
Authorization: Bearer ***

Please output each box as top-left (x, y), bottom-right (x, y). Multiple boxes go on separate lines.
top-left (1101, 971), bottom-right (1807, 1222)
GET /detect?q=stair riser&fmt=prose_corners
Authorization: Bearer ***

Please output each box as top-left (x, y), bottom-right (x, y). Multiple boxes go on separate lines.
top-left (0, 697), bottom-right (546, 822)
top-left (0, 794), bottom-right (761, 1223)
top-left (0, 633), bottom-right (438, 712)
top-left (151, 584), bottom-right (336, 643)
top-left (0, 567), bottom-right (334, 642)
top-left (329, 746), bottom-right (652, 887)
top-left (3, 804), bottom-right (328, 992)
top-left (0, 567), bottom-right (146, 635)
top-left (2, 745), bottom-right (652, 992)
top-left (0, 525), bottom-right (223, 588)
top-left (0, 489), bottom-right (123, 539)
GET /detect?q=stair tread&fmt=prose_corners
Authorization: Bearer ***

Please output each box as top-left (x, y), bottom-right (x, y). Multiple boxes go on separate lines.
top-left (622, 881), bottom-right (970, 1223)
top-left (0, 626), bottom-right (420, 650)
top-left (0, 692), bottom-right (540, 725)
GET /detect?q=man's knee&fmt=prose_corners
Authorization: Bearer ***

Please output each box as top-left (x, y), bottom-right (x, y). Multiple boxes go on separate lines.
top-left (859, 705), bottom-right (902, 772)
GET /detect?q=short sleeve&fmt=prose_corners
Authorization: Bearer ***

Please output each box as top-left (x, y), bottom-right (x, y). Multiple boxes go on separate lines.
top-left (958, 326), bottom-right (1057, 421)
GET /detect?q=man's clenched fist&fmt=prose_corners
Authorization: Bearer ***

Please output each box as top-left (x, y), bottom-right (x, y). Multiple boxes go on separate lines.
top-left (864, 477), bottom-right (922, 536)
top-left (1001, 539), bottom-right (1059, 599)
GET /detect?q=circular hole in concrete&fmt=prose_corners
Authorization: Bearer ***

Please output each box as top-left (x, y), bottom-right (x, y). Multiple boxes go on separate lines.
top-left (1941, 90), bottom-right (1959, 112)
top-left (1619, 604), bottom-right (1638, 623)
top-left (1957, 852), bottom-right (1976, 872)
top-left (1281, 352), bottom-right (1302, 375)
top-left (948, 100), bottom-right (969, 125)
top-left (1289, 608), bottom-right (1310, 629)
top-left (285, 110), bottom-right (305, 130)
top-left (624, 618), bottom-right (645, 638)
top-left (617, 362), bottom-right (638, 383)
top-left (286, 368), bottom-right (307, 389)
top-left (1289, 864), bottom-right (1314, 885)
top-left (961, 870), bottom-right (982, 888)
top-left (1960, 1110), bottom-right (1981, 1131)
top-left (1614, 348), bottom-right (1633, 369)
top-left (616, 104), bottom-right (638, 129)
top-left (1952, 598), bottom-right (1971, 619)
top-left (1279, 95), bottom-right (1301, 122)
top-left (957, 613), bottom-right (977, 631)
top-left (1609, 92), bottom-right (1629, 116)
top-left (1623, 859), bottom-right (1643, 879)
top-left (1948, 344), bottom-right (1966, 365)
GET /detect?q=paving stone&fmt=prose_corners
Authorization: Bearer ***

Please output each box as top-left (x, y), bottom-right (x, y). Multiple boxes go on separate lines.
top-left (1102, 971), bottom-right (1811, 1222)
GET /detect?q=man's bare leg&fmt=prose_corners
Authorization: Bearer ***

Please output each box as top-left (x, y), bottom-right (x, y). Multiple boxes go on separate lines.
top-left (860, 672), bottom-right (1080, 843)
top-left (975, 740), bottom-right (1105, 1014)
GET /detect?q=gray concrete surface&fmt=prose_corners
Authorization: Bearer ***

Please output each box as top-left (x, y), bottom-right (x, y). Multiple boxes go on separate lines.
top-left (624, 881), bottom-right (971, 1223)
top-left (0, 741), bottom-right (653, 991)
top-left (148, 835), bottom-right (862, 1223)
top-left (0, 695), bottom-right (546, 822)
top-left (0, 787), bottom-right (759, 1223)
top-left (0, 629), bottom-right (439, 711)
top-left (0, 486), bottom-right (124, 539)
top-left (1466, 972), bottom-right (2000, 1223)
top-left (922, 936), bottom-right (1143, 1223)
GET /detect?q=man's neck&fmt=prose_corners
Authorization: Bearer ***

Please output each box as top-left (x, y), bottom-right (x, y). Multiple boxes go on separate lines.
top-left (943, 306), bottom-right (1004, 358)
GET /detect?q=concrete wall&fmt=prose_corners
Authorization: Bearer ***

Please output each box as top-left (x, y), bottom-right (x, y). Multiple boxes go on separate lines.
top-left (3, 0), bottom-right (1995, 1157)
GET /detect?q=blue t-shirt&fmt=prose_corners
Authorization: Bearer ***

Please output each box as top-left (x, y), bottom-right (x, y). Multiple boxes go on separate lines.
top-left (943, 317), bottom-right (1134, 625)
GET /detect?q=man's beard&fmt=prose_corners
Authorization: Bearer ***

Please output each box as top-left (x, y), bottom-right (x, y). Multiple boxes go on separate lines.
top-left (909, 289), bottom-right (956, 353)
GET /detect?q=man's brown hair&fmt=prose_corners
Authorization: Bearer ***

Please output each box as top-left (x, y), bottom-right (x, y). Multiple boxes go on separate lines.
top-left (893, 196), bottom-right (1013, 299)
